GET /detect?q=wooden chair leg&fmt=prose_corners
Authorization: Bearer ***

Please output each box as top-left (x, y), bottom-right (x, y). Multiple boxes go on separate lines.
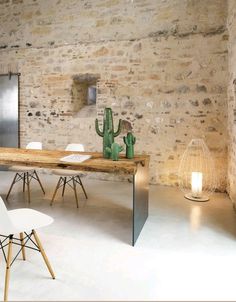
top-left (34, 170), bottom-right (45, 194)
top-left (23, 173), bottom-right (26, 192)
top-left (26, 172), bottom-right (31, 203)
top-left (77, 175), bottom-right (88, 199)
top-left (6, 174), bottom-right (18, 200)
top-left (62, 177), bottom-right (66, 197)
top-left (20, 232), bottom-right (26, 260)
top-left (51, 177), bottom-right (62, 206)
top-left (4, 236), bottom-right (13, 302)
top-left (72, 177), bottom-right (79, 208)
top-left (32, 230), bottom-right (55, 279)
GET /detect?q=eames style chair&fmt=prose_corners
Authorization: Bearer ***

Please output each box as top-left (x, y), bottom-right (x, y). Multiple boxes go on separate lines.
top-left (51, 143), bottom-right (88, 208)
top-left (0, 197), bottom-right (55, 302)
top-left (6, 142), bottom-right (45, 203)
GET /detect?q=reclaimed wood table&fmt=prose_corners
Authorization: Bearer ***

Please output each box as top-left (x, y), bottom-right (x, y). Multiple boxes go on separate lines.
top-left (0, 148), bottom-right (149, 246)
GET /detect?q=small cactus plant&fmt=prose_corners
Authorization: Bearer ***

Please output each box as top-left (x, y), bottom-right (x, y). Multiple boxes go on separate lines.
top-left (95, 108), bottom-right (122, 159)
top-left (106, 142), bottom-right (123, 161)
top-left (123, 132), bottom-right (136, 159)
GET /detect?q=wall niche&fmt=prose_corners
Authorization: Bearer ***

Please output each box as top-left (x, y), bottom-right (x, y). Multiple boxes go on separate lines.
top-left (72, 73), bottom-right (100, 118)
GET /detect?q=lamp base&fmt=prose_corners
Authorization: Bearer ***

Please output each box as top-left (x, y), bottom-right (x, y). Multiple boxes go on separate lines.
top-left (184, 193), bottom-right (209, 202)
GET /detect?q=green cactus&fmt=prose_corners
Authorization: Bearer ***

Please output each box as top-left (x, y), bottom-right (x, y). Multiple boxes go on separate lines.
top-left (123, 132), bottom-right (136, 159)
top-left (95, 107), bottom-right (122, 159)
top-left (106, 143), bottom-right (123, 161)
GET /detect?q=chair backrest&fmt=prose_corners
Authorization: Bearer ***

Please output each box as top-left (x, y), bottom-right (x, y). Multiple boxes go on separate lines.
top-left (65, 144), bottom-right (84, 152)
top-left (26, 142), bottom-right (42, 150)
top-left (0, 197), bottom-right (17, 234)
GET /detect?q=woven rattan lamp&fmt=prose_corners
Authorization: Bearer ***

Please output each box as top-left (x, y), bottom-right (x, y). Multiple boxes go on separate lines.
top-left (178, 139), bottom-right (216, 202)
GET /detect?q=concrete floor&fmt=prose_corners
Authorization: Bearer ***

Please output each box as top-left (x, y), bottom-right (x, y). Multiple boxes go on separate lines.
top-left (0, 171), bottom-right (236, 301)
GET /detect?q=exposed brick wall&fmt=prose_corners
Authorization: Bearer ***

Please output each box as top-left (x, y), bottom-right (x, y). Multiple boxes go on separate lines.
top-left (227, 0), bottom-right (236, 200)
top-left (0, 0), bottom-right (228, 189)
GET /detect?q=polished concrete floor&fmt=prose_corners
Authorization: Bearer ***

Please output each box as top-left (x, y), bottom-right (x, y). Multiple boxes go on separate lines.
top-left (0, 171), bottom-right (236, 301)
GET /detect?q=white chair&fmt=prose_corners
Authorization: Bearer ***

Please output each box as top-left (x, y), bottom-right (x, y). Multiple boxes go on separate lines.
top-left (6, 142), bottom-right (45, 203)
top-left (0, 196), bottom-right (55, 302)
top-left (51, 143), bottom-right (88, 208)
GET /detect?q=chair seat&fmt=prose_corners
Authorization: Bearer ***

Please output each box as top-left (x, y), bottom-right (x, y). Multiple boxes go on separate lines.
top-left (52, 169), bottom-right (80, 176)
top-left (9, 166), bottom-right (36, 172)
top-left (8, 209), bottom-right (53, 233)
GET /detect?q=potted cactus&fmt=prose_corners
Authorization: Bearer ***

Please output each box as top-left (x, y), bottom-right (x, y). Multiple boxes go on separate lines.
top-left (106, 143), bottom-right (123, 161)
top-left (123, 132), bottom-right (136, 159)
top-left (95, 108), bottom-right (122, 159)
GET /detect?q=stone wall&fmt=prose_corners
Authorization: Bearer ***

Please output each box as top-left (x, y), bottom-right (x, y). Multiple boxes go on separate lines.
top-left (227, 0), bottom-right (236, 201)
top-left (0, 0), bottom-right (228, 189)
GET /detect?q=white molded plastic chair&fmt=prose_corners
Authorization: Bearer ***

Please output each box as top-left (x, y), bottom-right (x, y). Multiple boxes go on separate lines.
top-left (51, 143), bottom-right (88, 208)
top-left (7, 142), bottom-right (45, 203)
top-left (0, 197), bottom-right (55, 302)
top-left (25, 142), bottom-right (42, 150)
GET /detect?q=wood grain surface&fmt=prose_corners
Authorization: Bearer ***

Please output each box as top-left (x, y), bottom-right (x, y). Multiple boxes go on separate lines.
top-left (0, 148), bottom-right (150, 174)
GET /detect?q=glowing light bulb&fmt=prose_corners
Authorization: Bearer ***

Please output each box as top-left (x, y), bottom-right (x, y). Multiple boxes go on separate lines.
top-left (191, 172), bottom-right (202, 198)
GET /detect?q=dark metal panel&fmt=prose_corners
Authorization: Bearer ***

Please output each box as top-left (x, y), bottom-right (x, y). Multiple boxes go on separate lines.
top-left (132, 162), bottom-right (149, 245)
top-left (0, 75), bottom-right (19, 148)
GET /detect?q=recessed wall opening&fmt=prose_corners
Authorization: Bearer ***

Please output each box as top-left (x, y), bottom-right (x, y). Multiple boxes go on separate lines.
top-left (87, 85), bottom-right (97, 105)
top-left (72, 74), bottom-right (99, 117)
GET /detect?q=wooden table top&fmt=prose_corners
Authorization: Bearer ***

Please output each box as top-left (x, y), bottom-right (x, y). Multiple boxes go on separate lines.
top-left (0, 147), bottom-right (150, 175)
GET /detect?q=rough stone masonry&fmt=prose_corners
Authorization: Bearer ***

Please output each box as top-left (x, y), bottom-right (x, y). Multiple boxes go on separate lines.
top-left (0, 0), bottom-right (229, 190)
top-left (227, 0), bottom-right (236, 202)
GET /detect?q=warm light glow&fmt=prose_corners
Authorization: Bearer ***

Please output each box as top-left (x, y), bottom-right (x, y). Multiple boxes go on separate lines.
top-left (190, 206), bottom-right (202, 231)
top-left (191, 172), bottom-right (202, 198)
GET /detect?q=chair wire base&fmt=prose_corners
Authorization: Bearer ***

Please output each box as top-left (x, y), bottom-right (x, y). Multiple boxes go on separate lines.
top-left (0, 230), bottom-right (55, 302)
top-left (0, 232), bottom-right (40, 267)
top-left (51, 175), bottom-right (88, 208)
top-left (6, 170), bottom-right (45, 203)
